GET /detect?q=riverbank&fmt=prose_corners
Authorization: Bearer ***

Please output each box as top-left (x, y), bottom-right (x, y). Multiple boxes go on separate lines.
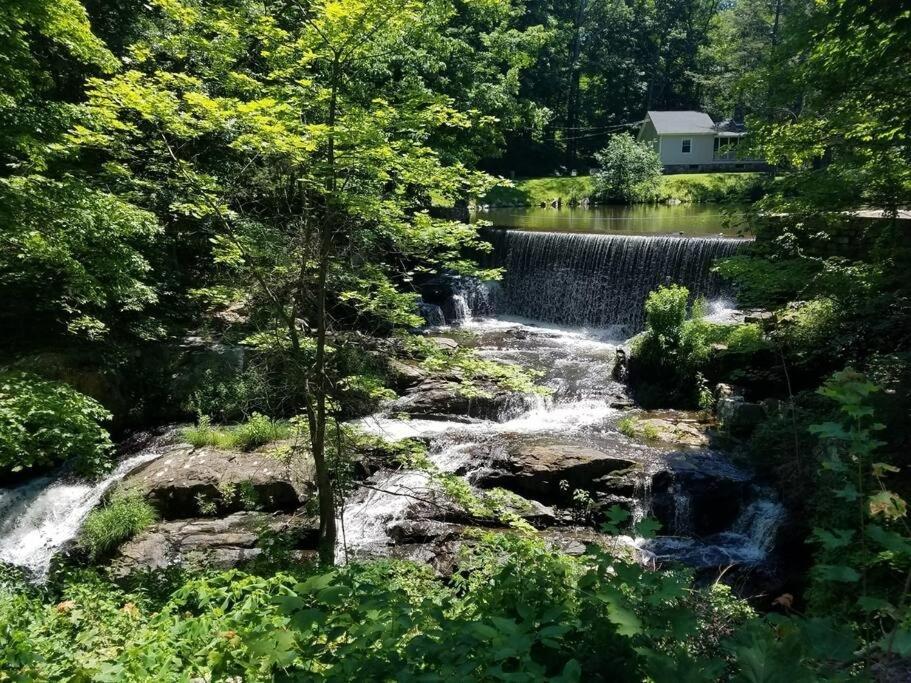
top-left (482, 172), bottom-right (767, 207)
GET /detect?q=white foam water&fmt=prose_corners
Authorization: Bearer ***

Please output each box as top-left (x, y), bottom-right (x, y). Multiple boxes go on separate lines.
top-left (0, 448), bottom-right (166, 578)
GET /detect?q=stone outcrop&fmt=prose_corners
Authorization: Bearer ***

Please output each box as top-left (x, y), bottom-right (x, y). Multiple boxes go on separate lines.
top-left (385, 358), bottom-right (429, 393)
top-left (389, 378), bottom-right (534, 421)
top-left (111, 512), bottom-right (318, 575)
top-left (634, 417), bottom-right (709, 446)
top-left (122, 443), bottom-right (311, 519)
top-left (717, 396), bottom-right (766, 437)
top-left (476, 442), bottom-right (637, 504)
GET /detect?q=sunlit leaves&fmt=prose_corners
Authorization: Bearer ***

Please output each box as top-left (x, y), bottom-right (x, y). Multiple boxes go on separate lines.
top-left (0, 175), bottom-right (160, 339)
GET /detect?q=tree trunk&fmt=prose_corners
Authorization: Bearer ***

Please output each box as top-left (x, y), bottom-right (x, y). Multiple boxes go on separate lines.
top-left (307, 55), bottom-right (342, 566)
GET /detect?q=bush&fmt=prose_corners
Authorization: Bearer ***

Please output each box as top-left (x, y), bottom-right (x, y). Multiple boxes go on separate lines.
top-left (592, 133), bottom-right (663, 203)
top-left (0, 372), bottom-right (113, 476)
top-left (629, 287), bottom-right (767, 408)
top-left (79, 490), bottom-right (157, 559)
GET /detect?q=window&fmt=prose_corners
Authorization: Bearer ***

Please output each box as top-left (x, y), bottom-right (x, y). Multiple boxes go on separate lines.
top-left (681, 138), bottom-right (692, 153)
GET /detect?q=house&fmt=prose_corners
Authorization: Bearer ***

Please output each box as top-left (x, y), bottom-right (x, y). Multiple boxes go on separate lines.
top-left (638, 111), bottom-right (766, 173)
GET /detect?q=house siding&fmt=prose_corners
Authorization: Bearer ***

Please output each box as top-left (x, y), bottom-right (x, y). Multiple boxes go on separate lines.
top-left (658, 134), bottom-right (714, 166)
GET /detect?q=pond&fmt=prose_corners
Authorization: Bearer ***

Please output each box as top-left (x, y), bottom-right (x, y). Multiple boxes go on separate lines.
top-left (472, 204), bottom-right (750, 237)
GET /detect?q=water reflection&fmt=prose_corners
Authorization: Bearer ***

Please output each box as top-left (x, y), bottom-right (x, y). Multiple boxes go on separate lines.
top-left (473, 204), bottom-right (749, 236)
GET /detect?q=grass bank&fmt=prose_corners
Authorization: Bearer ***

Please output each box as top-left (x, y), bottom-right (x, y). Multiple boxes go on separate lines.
top-left (482, 172), bottom-right (767, 207)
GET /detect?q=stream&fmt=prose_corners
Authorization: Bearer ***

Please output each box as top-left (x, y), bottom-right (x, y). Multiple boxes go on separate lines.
top-left (342, 314), bottom-right (785, 572)
top-left (0, 230), bottom-right (785, 582)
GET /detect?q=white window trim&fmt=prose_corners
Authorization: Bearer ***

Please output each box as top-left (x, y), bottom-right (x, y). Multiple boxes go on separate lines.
top-left (681, 138), bottom-right (692, 154)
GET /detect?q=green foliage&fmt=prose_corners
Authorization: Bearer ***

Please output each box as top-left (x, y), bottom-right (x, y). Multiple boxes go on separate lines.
top-left (0, 176), bottom-right (160, 343)
top-left (415, 337), bottom-right (550, 398)
top-left (806, 370), bottom-right (911, 657)
top-left (482, 175), bottom-right (594, 206)
top-left (481, 173), bottom-right (766, 207)
top-left (616, 416), bottom-right (659, 442)
top-left (0, 372), bottom-right (113, 476)
top-left (0, 533), bottom-right (842, 681)
top-left (643, 284), bottom-right (690, 343)
top-left (630, 287), bottom-right (772, 408)
top-left (79, 490), bottom-right (157, 560)
top-left (592, 133), bottom-right (663, 203)
top-left (714, 253), bottom-right (822, 308)
top-left (182, 414), bottom-right (292, 452)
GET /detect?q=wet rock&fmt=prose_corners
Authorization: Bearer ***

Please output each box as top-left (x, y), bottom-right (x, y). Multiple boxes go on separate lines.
top-left (387, 518), bottom-right (463, 544)
top-left (477, 442), bottom-right (636, 504)
top-left (401, 483), bottom-right (557, 530)
top-left (650, 453), bottom-right (752, 536)
top-left (417, 302), bottom-right (446, 327)
top-left (122, 444), bottom-right (311, 519)
top-left (111, 511), bottom-right (318, 575)
top-left (389, 378), bottom-right (532, 421)
top-left (611, 349), bottom-right (628, 382)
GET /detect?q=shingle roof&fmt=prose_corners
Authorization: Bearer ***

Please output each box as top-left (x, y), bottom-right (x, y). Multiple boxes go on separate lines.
top-left (647, 111), bottom-right (716, 135)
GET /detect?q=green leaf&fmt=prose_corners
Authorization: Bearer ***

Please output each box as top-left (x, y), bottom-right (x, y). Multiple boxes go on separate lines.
top-left (815, 564), bottom-right (861, 583)
top-left (810, 528), bottom-right (854, 550)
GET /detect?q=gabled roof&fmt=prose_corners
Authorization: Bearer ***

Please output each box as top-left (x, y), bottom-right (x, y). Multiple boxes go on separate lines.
top-left (646, 110), bottom-right (716, 135)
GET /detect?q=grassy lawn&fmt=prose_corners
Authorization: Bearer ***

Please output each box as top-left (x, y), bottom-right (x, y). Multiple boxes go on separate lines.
top-left (482, 172), bottom-right (767, 207)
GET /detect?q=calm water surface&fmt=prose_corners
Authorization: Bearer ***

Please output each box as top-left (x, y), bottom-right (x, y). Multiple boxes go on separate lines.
top-left (473, 204), bottom-right (750, 236)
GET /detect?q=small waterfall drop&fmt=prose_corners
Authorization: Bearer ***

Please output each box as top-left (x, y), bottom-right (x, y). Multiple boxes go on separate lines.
top-left (672, 490), bottom-right (693, 535)
top-left (0, 447), bottom-right (167, 578)
top-left (449, 294), bottom-right (472, 325)
top-left (732, 497), bottom-right (786, 553)
top-left (478, 229), bottom-right (745, 329)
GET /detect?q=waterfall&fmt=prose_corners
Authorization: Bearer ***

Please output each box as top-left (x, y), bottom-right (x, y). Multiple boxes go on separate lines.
top-left (449, 294), bottom-right (472, 325)
top-left (672, 490), bottom-right (693, 535)
top-left (477, 229), bottom-right (745, 329)
top-left (0, 447), bottom-right (166, 578)
top-left (732, 497), bottom-right (786, 553)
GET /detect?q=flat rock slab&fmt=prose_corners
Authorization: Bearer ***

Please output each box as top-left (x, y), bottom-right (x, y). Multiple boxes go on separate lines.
top-left (389, 378), bottom-right (535, 421)
top-left (122, 444), bottom-right (311, 519)
top-left (111, 512), bottom-right (318, 575)
top-left (477, 442), bottom-right (637, 503)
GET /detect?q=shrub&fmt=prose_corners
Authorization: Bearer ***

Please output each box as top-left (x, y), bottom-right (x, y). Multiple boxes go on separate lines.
top-left (629, 287), bottom-right (768, 408)
top-left (0, 532), bottom-right (856, 681)
top-left (0, 372), bottom-right (113, 476)
top-left (644, 284), bottom-right (689, 343)
top-left (80, 490), bottom-right (157, 559)
top-left (592, 133), bottom-right (663, 203)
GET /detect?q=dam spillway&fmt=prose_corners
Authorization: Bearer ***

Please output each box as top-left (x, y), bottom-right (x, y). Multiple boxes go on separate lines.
top-left (469, 229), bottom-right (746, 329)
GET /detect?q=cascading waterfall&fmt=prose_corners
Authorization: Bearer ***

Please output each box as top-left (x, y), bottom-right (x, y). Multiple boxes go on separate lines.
top-left (472, 229), bottom-right (745, 329)
top-left (0, 446), bottom-right (167, 578)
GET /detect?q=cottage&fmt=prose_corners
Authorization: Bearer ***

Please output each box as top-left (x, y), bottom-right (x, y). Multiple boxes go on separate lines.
top-left (638, 110), bottom-right (766, 173)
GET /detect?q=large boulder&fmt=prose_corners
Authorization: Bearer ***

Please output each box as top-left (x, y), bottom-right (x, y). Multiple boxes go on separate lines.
top-left (385, 358), bottom-right (429, 393)
top-left (476, 442), bottom-right (637, 504)
top-left (122, 443), bottom-right (312, 519)
top-left (111, 512), bottom-right (318, 575)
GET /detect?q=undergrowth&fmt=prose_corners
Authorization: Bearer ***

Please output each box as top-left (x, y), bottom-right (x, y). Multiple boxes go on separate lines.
top-left (182, 413), bottom-right (293, 451)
